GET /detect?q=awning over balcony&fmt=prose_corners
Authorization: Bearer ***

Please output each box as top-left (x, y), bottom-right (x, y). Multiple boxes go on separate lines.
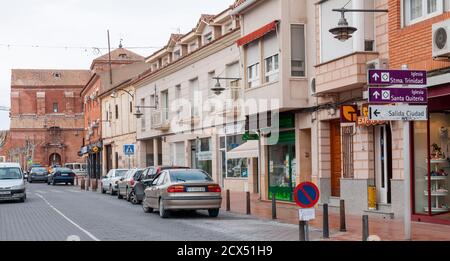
top-left (227, 140), bottom-right (259, 159)
top-left (236, 20), bottom-right (278, 47)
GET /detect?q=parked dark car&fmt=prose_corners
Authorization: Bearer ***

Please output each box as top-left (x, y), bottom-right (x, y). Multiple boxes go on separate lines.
top-left (47, 168), bottom-right (75, 186)
top-left (27, 164), bottom-right (42, 174)
top-left (131, 166), bottom-right (189, 205)
top-left (28, 167), bottom-right (49, 183)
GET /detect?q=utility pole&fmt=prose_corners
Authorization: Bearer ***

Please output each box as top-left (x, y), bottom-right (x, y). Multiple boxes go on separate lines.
top-left (107, 30), bottom-right (113, 85)
top-left (402, 64), bottom-right (412, 241)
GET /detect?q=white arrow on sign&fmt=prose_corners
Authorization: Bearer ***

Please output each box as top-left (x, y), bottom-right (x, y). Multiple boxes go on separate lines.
top-left (373, 91), bottom-right (380, 99)
top-left (372, 73), bottom-right (380, 81)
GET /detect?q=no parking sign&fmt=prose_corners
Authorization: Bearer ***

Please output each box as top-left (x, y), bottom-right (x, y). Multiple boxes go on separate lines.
top-left (294, 182), bottom-right (320, 209)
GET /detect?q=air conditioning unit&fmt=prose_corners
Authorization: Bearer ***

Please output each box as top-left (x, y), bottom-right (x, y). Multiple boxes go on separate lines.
top-left (366, 58), bottom-right (389, 71)
top-left (433, 19), bottom-right (450, 58)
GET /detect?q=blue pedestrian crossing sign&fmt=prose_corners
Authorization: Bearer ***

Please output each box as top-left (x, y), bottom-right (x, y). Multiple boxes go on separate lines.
top-left (124, 144), bottom-right (135, 156)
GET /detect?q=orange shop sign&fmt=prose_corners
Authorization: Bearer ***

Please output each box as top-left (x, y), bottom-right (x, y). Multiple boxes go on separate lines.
top-left (340, 105), bottom-right (358, 123)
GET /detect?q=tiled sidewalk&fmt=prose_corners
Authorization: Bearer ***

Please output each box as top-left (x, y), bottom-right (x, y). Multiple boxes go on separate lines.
top-left (221, 191), bottom-right (450, 241)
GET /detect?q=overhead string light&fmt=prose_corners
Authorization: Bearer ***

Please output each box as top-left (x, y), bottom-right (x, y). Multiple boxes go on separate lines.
top-left (0, 43), bottom-right (161, 52)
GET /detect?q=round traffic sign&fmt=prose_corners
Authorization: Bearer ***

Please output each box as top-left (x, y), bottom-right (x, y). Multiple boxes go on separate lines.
top-left (294, 182), bottom-right (320, 208)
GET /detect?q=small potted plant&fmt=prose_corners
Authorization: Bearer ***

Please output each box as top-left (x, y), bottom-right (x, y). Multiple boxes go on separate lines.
top-left (431, 143), bottom-right (444, 159)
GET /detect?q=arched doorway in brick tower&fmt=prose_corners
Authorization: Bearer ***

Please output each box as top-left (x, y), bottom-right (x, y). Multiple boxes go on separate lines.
top-left (49, 153), bottom-right (62, 166)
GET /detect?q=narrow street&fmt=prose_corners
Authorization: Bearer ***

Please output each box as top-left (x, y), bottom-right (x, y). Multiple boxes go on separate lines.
top-left (0, 183), bottom-right (313, 241)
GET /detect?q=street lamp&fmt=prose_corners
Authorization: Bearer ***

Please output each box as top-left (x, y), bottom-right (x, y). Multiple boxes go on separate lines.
top-left (211, 77), bottom-right (242, 96)
top-left (329, 8), bottom-right (388, 42)
top-left (111, 89), bottom-right (134, 99)
top-left (133, 85), bottom-right (159, 119)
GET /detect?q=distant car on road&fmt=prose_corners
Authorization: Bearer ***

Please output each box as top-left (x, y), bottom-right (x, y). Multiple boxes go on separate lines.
top-left (117, 169), bottom-right (144, 201)
top-left (0, 162), bottom-right (27, 203)
top-left (101, 169), bottom-right (128, 195)
top-left (28, 167), bottom-right (49, 183)
top-left (133, 166), bottom-right (189, 205)
top-left (47, 168), bottom-right (75, 186)
top-left (142, 169), bottom-right (222, 218)
top-left (64, 163), bottom-right (87, 177)
top-left (27, 164), bottom-right (42, 174)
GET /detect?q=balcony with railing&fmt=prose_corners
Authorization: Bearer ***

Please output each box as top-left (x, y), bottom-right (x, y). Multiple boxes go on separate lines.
top-left (151, 108), bottom-right (170, 131)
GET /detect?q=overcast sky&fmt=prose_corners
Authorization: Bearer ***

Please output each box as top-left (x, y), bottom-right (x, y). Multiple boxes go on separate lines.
top-left (0, 0), bottom-right (231, 130)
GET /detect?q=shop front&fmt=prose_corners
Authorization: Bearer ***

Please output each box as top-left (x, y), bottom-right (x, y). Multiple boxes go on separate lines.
top-left (218, 121), bottom-right (259, 193)
top-left (267, 130), bottom-right (296, 202)
top-left (192, 137), bottom-right (213, 176)
top-left (80, 141), bottom-right (102, 180)
top-left (412, 84), bottom-right (450, 225)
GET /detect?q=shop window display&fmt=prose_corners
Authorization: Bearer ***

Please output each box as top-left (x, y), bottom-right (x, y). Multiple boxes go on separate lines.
top-left (268, 131), bottom-right (296, 202)
top-left (414, 113), bottom-right (450, 215)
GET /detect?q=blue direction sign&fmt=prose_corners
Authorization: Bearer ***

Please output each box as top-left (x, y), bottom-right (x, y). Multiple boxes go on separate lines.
top-left (369, 87), bottom-right (428, 104)
top-left (294, 182), bottom-right (320, 209)
top-left (123, 144), bottom-right (135, 156)
top-left (368, 69), bottom-right (427, 86)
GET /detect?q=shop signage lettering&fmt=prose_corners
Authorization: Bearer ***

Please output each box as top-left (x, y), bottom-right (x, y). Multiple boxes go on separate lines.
top-left (197, 151), bottom-right (212, 161)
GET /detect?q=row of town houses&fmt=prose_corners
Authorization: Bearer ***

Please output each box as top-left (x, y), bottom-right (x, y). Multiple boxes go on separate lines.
top-left (3, 0), bottom-right (450, 225)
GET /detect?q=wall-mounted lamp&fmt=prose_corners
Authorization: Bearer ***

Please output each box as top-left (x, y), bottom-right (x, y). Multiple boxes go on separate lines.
top-left (133, 85), bottom-right (159, 119)
top-left (329, 8), bottom-right (388, 42)
top-left (111, 89), bottom-right (134, 99)
top-left (211, 77), bottom-right (242, 95)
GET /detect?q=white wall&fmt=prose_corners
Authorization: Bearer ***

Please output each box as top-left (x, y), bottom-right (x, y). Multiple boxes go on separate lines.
top-left (136, 34), bottom-right (242, 141)
top-left (320, 0), bottom-right (354, 62)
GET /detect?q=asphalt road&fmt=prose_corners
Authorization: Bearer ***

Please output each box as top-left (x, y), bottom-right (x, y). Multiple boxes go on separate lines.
top-left (0, 182), bottom-right (307, 241)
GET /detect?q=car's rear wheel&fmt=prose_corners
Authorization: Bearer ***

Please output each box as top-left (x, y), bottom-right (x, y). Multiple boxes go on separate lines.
top-left (159, 199), bottom-right (169, 218)
top-left (129, 191), bottom-right (139, 205)
top-left (208, 209), bottom-right (220, 218)
top-left (101, 186), bottom-right (106, 194)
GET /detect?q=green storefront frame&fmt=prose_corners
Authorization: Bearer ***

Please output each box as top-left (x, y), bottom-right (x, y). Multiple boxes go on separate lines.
top-left (267, 130), bottom-right (296, 202)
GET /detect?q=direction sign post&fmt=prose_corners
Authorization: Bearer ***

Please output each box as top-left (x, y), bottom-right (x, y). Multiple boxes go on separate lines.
top-left (368, 67), bottom-right (428, 241)
top-left (369, 105), bottom-right (428, 121)
top-left (369, 87), bottom-right (428, 104)
top-left (368, 69), bottom-right (427, 85)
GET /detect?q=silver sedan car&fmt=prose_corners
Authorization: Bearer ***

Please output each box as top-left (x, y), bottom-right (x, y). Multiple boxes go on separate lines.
top-left (142, 169), bottom-right (222, 218)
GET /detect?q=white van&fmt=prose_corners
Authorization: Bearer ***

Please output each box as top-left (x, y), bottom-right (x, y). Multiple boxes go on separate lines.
top-left (0, 162), bottom-right (26, 203)
top-left (64, 163), bottom-right (87, 177)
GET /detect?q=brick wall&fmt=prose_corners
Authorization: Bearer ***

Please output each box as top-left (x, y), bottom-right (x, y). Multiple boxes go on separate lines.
top-left (376, 0), bottom-right (389, 60)
top-left (389, 0), bottom-right (450, 70)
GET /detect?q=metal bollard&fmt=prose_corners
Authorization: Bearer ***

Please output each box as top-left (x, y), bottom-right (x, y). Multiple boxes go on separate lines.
top-left (362, 215), bottom-right (369, 241)
top-left (226, 190), bottom-right (230, 212)
top-left (246, 191), bottom-right (251, 215)
top-left (299, 221), bottom-right (307, 241)
top-left (340, 200), bottom-right (347, 232)
top-left (323, 204), bottom-right (330, 239)
top-left (271, 192), bottom-right (277, 220)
